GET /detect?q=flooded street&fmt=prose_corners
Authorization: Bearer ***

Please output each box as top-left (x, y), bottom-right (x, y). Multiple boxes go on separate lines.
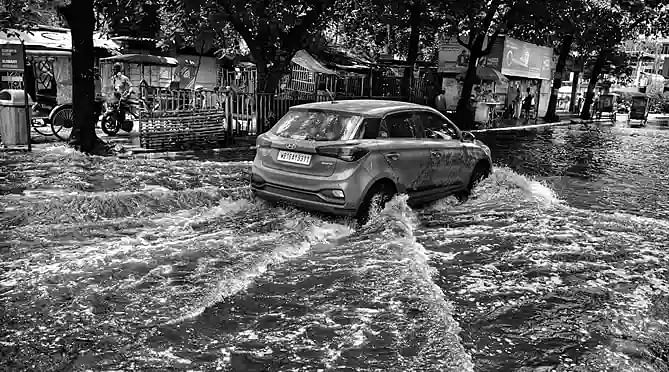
top-left (1, 123), bottom-right (669, 371)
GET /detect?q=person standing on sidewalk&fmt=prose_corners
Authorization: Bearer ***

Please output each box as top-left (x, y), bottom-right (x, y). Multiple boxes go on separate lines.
top-left (522, 87), bottom-right (534, 123)
top-left (434, 89), bottom-right (448, 115)
top-left (512, 87), bottom-right (522, 119)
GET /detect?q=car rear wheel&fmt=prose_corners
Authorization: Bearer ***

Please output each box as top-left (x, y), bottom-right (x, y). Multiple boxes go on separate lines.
top-left (356, 182), bottom-right (395, 226)
top-left (456, 162), bottom-right (490, 202)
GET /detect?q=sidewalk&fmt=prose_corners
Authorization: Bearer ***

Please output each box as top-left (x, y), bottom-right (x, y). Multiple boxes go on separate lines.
top-left (471, 111), bottom-right (603, 134)
top-left (16, 110), bottom-right (604, 158)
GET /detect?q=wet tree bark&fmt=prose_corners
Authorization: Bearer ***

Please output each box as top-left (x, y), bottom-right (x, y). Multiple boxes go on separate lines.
top-left (569, 70), bottom-right (580, 113)
top-left (401, 1), bottom-right (422, 98)
top-left (454, 0), bottom-right (504, 131)
top-left (59, 0), bottom-right (109, 155)
top-left (580, 50), bottom-right (607, 120)
top-left (544, 33), bottom-right (573, 122)
top-left (455, 34), bottom-right (485, 131)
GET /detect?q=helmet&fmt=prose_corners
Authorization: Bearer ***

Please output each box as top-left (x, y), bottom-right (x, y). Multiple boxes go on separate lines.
top-left (112, 62), bottom-right (122, 73)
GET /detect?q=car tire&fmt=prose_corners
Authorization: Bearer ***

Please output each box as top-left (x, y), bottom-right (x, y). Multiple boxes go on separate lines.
top-left (456, 162), bottom-right (490, 203)
top-left (356, 182), bottom-right (395, 226)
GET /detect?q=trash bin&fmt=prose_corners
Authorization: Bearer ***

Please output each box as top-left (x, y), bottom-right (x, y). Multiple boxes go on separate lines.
top-left (0, 89), bottom-right (32, 145)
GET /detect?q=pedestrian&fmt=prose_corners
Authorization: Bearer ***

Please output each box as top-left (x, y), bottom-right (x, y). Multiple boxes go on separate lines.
top-left (434, 89), bottom-right (447, 114)
top-left (512, 87), bottom-right (522, 119)
top-left (522, 88), bottom-right (534, 121)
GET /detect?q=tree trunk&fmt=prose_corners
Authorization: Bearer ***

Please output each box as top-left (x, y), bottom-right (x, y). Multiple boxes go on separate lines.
top-left (251, 49), bottom-right (292, 94)
top-left (569, 70), bottom-right (579, 113)
top-left (401, 1), bottom-right (421, 99)
top-left (580, 51), bottom-right (607, 120)
top-left (455, 35), bottom-right (484, 130)
top-left (60, 0), bottom-right (109, 155)
top-left (544, 33), bottom-right (573, 122)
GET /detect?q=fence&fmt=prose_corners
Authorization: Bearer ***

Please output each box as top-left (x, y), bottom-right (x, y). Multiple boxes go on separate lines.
top-left (137, 88), bottom-right (421, 151)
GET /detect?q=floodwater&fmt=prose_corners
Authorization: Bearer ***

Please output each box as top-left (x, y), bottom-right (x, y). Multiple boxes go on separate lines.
top-left (1, 122), bottom-right (668, 371)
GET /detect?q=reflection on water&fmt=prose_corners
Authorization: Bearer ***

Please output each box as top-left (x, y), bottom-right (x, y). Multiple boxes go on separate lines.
top-left (1, 123), bottom-right (669, 371)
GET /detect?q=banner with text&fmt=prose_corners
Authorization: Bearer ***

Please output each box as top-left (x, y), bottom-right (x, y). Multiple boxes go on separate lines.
top-left (438, 36), bottom-right (472, 74)
top-left (1, 43), bottom-right (24, 72)
top-left (500, 37), bottom-right (553, 80)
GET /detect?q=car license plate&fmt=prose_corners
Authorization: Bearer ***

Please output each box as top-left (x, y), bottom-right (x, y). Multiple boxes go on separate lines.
top-left (277, 150), bottom-right (312, 165)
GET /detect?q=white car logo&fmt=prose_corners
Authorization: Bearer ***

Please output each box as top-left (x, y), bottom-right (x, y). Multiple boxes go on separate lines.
top-left (285, 143), bottom-right (297, 150)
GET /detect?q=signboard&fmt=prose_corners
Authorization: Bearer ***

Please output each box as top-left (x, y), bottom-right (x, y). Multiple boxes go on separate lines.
top-left (1, 29), bottom-right (119, 51)
top-left (1, 43), bottom-right (24, 72)
top-left (479, 36), bottom-right (505, 71)
top-left (438, 37), bottom-right (471, 73)
top-left (500, 37), bottom-right (553, 80)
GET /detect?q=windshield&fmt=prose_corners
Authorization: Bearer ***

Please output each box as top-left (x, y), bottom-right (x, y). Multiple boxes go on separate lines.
top-left (270, 110), bottom-right (362, 141)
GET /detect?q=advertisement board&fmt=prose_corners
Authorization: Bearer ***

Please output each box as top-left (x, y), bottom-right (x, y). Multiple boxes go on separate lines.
top-left (0, 43), bottom-right (24, 72)
top-left (479, 36), bottom-right (505, 71)
top-left (438, 37), bottom-right (471, 74)
top-left (500, 37), bottom-right (553, 80)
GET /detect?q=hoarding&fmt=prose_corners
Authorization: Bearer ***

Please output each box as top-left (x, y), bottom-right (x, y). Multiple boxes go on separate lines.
top-left (438, 37), bottom-right (471, 74)
top-left (500, 37), bottom-right (553, 80)
top-left (0, 43), bottom-right (24, 72)
top-left (478, 36), bottom-right (505, 71)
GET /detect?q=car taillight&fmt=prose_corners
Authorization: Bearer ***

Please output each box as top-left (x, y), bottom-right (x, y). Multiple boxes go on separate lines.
top-left (317, 145), bottom-right (369, 162)
top-left (256, 135), bottom-right (272, 148)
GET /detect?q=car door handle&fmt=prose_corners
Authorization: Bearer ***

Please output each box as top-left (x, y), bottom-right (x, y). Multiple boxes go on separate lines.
top-left (430, 150), bottom-right (442, 158)
top-left (385, 153), bottom-right (400, 161)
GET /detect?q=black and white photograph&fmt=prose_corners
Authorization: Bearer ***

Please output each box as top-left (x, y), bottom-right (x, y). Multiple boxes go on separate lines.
top-left (1, 0), bottom-right (669, 370)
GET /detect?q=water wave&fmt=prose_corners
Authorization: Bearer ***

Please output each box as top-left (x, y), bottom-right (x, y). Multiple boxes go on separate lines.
top-left (415, 167), bottom-right (669, 371)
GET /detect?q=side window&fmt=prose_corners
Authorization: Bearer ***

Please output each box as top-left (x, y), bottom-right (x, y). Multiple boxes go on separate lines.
top-left (421, 112), bottom-right (459, 140)
top-left (379, 112), bottom-right (424, 139)
top-left (361, 118), bottom-right (381, 139)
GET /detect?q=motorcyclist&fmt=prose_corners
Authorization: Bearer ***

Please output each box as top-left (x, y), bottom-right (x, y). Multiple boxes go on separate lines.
top-left (110, 62), bottom-right (138, 118)
top-left (112, 62), bottom-right (133, 102)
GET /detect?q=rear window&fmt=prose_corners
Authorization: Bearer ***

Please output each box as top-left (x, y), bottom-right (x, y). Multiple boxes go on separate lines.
top-left (270, 110), bottom-right (362, 141)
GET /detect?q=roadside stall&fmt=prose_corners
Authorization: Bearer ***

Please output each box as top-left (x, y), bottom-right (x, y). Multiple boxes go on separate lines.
top-left (470, 66), bottom-right (509, 128)
top-left (0, 27), bottom-right (119, 140)
top-left (99, 54), bottom-right (200, 111)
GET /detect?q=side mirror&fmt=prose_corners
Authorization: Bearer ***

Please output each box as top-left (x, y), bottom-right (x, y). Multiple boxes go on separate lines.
top-left (462, 131), bottom-right (476, 142)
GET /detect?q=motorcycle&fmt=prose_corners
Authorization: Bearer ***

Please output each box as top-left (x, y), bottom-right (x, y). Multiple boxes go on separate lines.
top-left (100, 91), bottom-right (146, 136)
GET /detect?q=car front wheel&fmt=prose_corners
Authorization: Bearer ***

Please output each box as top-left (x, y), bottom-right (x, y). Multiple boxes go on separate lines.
top-left (456, 162), bottom-right (490, 202)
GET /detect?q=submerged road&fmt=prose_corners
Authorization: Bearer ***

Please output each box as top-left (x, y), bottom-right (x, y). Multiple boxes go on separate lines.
top-left (1, 121), bottom-right (668, 371)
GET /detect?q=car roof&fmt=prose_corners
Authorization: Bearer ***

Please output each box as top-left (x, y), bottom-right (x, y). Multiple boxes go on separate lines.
top-left (290, 99), bottom-right (437, 117)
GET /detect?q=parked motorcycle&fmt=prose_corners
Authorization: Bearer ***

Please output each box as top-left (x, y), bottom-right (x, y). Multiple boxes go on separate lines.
top-left (101, 91), bottom-right (146, 136)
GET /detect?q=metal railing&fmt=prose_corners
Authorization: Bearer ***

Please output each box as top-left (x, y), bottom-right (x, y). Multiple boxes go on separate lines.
top-left (137, 88), bottom-right (427, 150)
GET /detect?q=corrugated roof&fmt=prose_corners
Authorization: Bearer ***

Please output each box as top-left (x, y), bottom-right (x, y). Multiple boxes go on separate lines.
top-left (291, 50), bottom-right (337, 75)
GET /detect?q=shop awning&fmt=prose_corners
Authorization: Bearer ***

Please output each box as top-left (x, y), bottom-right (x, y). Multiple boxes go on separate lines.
top-left (291, 50), bottom-right (337, 75)
top-left (456, 66), bottom-right (510, 83)
top-left (0, 28), bottom-right (120, 53)
top-left (476, 66), bottom-right (509, 83)
top-left (611, 89), bottom-right (648, 98)
top-left (100, 54), bottom-right (180, 66)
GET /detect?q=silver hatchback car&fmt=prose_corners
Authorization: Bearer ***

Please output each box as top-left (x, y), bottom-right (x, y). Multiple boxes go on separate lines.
top-left (251, 100), bottom-right (492, 223)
